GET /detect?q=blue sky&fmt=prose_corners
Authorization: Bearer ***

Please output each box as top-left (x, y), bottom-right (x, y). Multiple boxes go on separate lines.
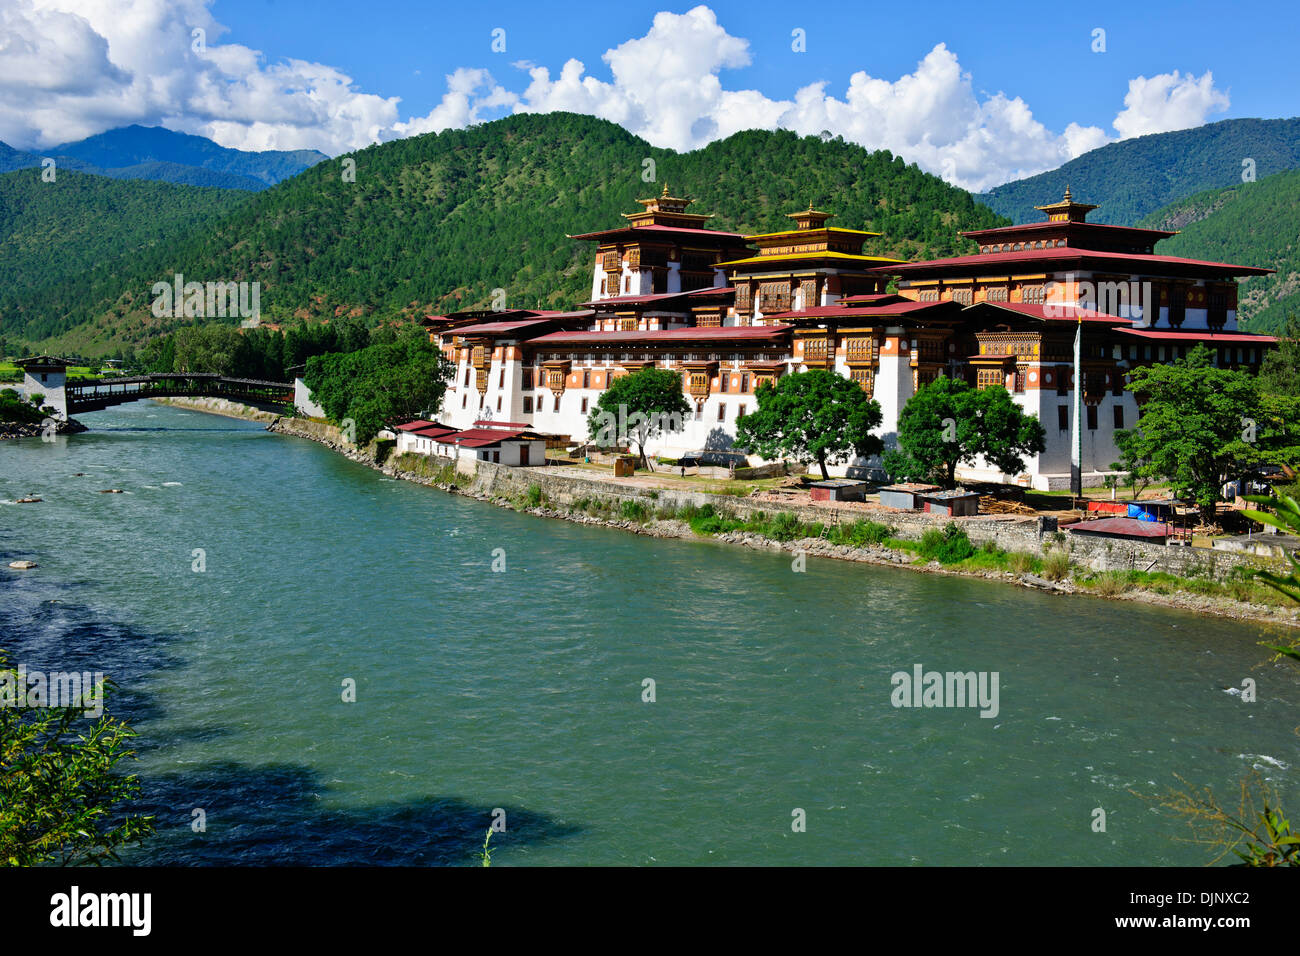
top-left (4, 1), bottom-right (1297, 190)
top-left (213, 0), bottom-right (1298, 133)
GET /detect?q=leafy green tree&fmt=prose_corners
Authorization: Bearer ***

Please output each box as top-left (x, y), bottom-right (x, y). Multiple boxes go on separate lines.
top-left (885, 376), bottom-right (1045, 488)
top-left (304, 334), bottom-right (453, 444)
top-left (734, 369), bottom-right (883, 479)
top-left (1116, 345), bottom-right (1262, 525)
top-left (1257, 314), bottom-right (1300, 396)
top-left (587, 367), bottom-right (691, 469)
top-left (1, 653), bottom-right (154, 865)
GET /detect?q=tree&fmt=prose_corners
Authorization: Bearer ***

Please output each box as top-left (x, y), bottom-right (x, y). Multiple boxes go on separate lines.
top-left (885, 376), bottom-right (1045, 488)
top-left (1257, 314), bottom-right (1300, 397)
top-left (0, 653), bottom-right (154, 865)
top-left (305, 334), bottom-right (453, 444)
top-left (1115, 345), bottom-right (1261, 525)
top-left (734, 369), bottom-right (882, 479)
top-left (586, 367), bottom-right (691, 469)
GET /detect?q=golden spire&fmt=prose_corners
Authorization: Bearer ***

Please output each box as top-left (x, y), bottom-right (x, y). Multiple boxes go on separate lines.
top-left (1064, 184), bottom-right (1072, 201)
top-left (662, 183), bottom-right (670, 197)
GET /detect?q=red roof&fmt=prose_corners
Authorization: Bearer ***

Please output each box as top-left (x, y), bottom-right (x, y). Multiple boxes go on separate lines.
top-left (1116, 328), bottom-right (1276, 344)
top-left (529, 325), bottom-right (790, 346)
top-left (450, 319), bottom-right (557, 336)
top-left (582, 291), bottom-right (693, 308)
top-left (395, 420), bottom-right (437, 431)
top-left (876, 246), bottom-right (1273, 277)
top-left (569, 224), bottom-right (745, 241)
top-left (972, 302), bottom-right (1134, 324)
top-left (764, 300), bottom-right (949, 320)
top-left (447, 427), bottom-right (542, 448)
top-left (1068, 517), bottom-right (1170, 539)
top-left (473, 419), bottom-right (531, 429)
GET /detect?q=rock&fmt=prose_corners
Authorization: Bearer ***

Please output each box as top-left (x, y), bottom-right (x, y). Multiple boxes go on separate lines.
top-left (15, 497), bottom-right (41, 503)
top-left (99, 489), bottom-right (124, 494)
top-left (8, 560), bottom-right (38, 570)
top-left (1021, 574), bottom-right (1056, 589)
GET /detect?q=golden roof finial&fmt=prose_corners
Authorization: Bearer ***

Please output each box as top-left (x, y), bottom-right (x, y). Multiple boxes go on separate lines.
top-left (1064, 184), bottom-right (1072, 201)
top-left (662, 182), bottom-right (670, 197)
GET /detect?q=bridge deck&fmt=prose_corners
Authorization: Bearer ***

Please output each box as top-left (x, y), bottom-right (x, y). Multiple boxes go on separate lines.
top-left (65, 374), bottom-right (294, 414)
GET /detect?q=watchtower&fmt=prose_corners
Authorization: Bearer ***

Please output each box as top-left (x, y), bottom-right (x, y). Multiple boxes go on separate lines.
top-left (16, 356), bottom-right (69, 419)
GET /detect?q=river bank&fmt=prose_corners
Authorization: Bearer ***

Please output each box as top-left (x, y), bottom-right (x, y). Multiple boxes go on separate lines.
top-left (264, 414), bottom-right (1297, 631)
top-left (1, 417), bottom-right (87, 440)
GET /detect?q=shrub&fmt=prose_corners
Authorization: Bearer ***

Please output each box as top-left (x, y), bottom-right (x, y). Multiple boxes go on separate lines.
top-left (1093, 571), bottom-right (1130, 597)
top-left (620, 499), bottom-right (649, 522)
top-left (828, 519), bottom-right (894, 548)
top-left (917, 522), bottom-right (976, 564)
top-left (1042, 549), bottom-right (1072, 581)
top-left (770, 511), bottom-right (802, 541)
top-left (525, 484), bottom-right (544, 508)
top-left (1008, 552), bottom-right (1037, 575)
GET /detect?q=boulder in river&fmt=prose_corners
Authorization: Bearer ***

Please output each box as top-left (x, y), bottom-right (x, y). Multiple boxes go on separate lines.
top-left (8, 560), bottom-right (38, 570)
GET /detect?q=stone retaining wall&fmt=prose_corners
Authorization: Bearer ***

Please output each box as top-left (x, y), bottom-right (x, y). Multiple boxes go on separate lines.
top-left (466, 459), bottom-right (1279, 580)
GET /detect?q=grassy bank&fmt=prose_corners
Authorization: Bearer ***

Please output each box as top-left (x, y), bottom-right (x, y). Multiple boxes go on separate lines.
top-left (531, 492), bottom-right (1292, 613)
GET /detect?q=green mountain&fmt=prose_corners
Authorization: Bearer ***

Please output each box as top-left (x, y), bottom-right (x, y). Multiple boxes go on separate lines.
top-left (0, 125), bottom-right (328, 191)
top-left (2, 112), bottom-right (1007, 356)
top-left (1138, 167), bottom-right (1300, 334)
top-left (0, 170), bottom-right (253, 354)
top-left (980, 117), bottom-right (1300, 226)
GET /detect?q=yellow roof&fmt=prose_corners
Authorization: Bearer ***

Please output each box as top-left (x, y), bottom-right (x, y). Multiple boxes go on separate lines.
top-left (720, 251), bottom-right (903, 267)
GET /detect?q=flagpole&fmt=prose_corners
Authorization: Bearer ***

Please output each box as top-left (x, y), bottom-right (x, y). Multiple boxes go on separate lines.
top-left (1071, 313), bottom-right (1083, 498)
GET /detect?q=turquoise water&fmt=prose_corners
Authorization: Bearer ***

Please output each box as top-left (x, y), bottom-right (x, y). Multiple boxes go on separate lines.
top-left (2, 400), bottom-right (1296, 865)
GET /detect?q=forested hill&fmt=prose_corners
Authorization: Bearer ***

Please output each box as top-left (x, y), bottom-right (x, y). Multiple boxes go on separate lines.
top-left (0, 170), bottom-right (253, 354)
top-left (980, 117), bottom-right (1300, 226)
top-left (1138, 167), bottom-right (1300, 334)
top-left (7, 112), bottom-right (1006, 356)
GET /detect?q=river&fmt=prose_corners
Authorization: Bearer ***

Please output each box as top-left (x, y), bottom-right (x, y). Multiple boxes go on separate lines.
top-left (2, 400), bottom-right (1296, 865)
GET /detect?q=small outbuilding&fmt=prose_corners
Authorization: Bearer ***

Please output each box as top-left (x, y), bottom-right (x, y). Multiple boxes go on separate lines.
top-left (919, 489), bottom-right (980, 517)
top-left (877, 483), bottom-right (942, 510)
top-left (809, 479), bottom-right (868, 502)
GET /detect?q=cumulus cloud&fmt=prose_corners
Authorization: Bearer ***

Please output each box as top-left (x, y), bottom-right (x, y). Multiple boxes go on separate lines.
top-left (1112, 70), bottom-right (1230, 140)
top-left (1, 1), bottom-right (1231, 189)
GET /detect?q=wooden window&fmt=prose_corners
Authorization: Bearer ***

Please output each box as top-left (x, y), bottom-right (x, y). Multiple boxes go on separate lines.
top-left (553, 395), bottom-right (560, 412)
top-left (463, 368), bottom-right (471, 387)
top-left (1013, 369), bottom-right (1026, 393)
top-left (984, 286), bottom-right (1008, 303)
top-left (1057, 405), bottom-right (1068, 430)
top-left (719, 373), bottom-right (729, 393)
top-left (1021, 285), bottom-right (1045, 304)
top-left (758, 282), bottom-right (791, 313)
top-left (496, 397), bottom-right (502, 412)
top-left (1113, 404), bottom-right (1124, 429)
top-left (718, 404), bottom-right (727, 422)
top-left (582, 370), bottom-right (590, 389)
top-left (1168, 287), bottom-right (1186, 327)
top-left (737, 404), bottom-right (746, 418)
top-left (1086, 405), bottom-right (1098, 430)
top-left (523, 397), bottom-right (533, 414)
top-left (850, 368), bottom-right (872, 394)
top-left (695, 402), bottom-right (703, 421)
top-left (740, 373), bottom-right (750, 392)
top-left (952, 288), bottom-right (973, 306)
top-left (499, 368), bottom-right (505, 388)
top-left (1208, 290), bottom-right (1228, 329)
top-left (977, 368), bottom-right (1002, 390)
top-left (581, 397), bottom-right (589, 414)
top-left (917, 290), bottom-right (939, 303)
top-left (845, 337), bottom-right (873, 363)
top-left (522, 368), bottom-right (534, 390)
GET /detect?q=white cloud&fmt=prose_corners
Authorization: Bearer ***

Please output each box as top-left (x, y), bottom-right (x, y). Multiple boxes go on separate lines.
top-left (0, 2), bottom-right (1231, 189)
top-left (1112, 69), bottom-right (1229, 140)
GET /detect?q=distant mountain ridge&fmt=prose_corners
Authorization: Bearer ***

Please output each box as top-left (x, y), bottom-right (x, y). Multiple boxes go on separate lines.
top-left (1139, 167), bottom-right (1300, 334)
top-left (980, 117), bottom-right (1300, 226)
top-left (0, 125), bottom-right (328, 191)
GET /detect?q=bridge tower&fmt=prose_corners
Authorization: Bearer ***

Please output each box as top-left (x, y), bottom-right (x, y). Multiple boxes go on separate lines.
top-left (16, 356), bottom-right (69, 420)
